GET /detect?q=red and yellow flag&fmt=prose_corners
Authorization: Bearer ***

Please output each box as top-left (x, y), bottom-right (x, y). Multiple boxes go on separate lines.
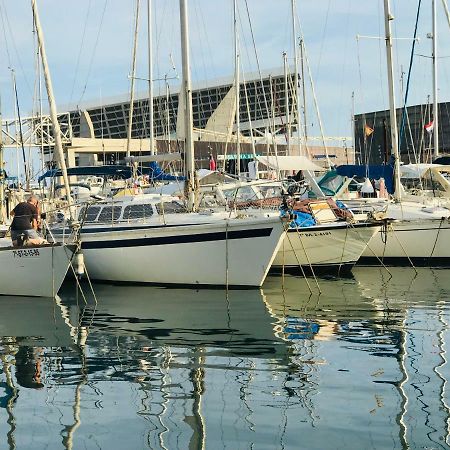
top-left (364, 124), bottom-right (374, 137)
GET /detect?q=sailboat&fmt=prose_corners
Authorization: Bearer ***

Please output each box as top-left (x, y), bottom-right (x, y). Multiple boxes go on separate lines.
top-left (326, 0), bottom-right (450, 267)
top-left (0, 0), bottom-right (78, 297)
top-left (52, 0), bottom-right (285, 288)
top-left (357, 0), bottom-right (450, 266)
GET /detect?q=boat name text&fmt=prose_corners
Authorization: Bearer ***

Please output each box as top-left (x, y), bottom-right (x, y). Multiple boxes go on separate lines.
top-left (13, 249), bottom-right (41, 258)
top-left (302, 231), bottom-right (332, 237)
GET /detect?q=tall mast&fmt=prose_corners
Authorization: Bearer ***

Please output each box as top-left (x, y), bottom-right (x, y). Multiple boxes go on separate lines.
top-left (383, 0), bottom-right (402, 201)
top-left (233, 0), bottom-right (241, 177)
top-left (31, 0), bottom-right (76, 222)
top-left (0, 94), bottom-right (5, 224)
top-left (432, 0), bottom-right (439, 158)
top-left (179, 0), bottom-right (196, 211)
top-left (147, 0), bottom-right (155, 155)
top-left (300, 39), bottom-right (307, 143)
top-left (283, 52), bottom-right (291, 155)
top-left (126, 0), bottom-right (141, 158)
top-left (291, 0), bottom-right (301, 154)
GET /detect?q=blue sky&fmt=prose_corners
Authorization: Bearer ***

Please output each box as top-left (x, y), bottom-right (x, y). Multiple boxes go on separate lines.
top-left (0, 0), bottom-right (449, 175)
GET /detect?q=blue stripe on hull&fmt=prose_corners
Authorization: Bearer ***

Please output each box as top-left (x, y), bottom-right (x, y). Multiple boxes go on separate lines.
top-left (81, 227), bottom-right (274, 249)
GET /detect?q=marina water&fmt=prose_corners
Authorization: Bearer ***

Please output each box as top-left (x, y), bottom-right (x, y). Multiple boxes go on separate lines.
top-left (0, 267), bottom-right (449, 449)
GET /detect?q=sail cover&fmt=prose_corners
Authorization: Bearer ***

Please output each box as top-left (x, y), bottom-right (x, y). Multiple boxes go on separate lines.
top-left (38, 163), bottom-right (185, 182)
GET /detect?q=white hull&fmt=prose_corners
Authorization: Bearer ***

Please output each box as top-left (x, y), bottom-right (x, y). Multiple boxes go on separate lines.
top-left (361, 218), bottom-right (450, 265)
top-left (0, 244), bottom-right (76, 297)
top-left (74, 215), bottom-right (285, 287)
top-left (272, 222), bottom-right (381, 271)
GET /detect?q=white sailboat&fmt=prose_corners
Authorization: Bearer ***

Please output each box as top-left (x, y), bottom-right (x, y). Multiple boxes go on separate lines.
top-left (273, 220), bottom-right (380, 272)
top-left (204, 179), bottom-right (381, 273)
top-left (55, 193), bottom-right (285, 287)
top-left (357, 0), bottom-right (450, 266)
top-left (0, 0), bottom-right (77, 297)
top-left (53, 0), bottom-right (285, 288)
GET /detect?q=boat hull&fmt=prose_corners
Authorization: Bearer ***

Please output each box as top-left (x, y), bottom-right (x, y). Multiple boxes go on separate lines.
top-left (359, 218), bottom-right (450, 266)
top-left (272, 222), bottom-right (381, 272)
top-left (75, 217), bottom-right (285, 287)
top-left (0, 244), bottom-right (76, 297)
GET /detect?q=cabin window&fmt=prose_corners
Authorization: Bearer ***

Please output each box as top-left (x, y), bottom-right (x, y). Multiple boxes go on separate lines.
top-left (97, 206), bottom-right (122, 222)
top-left (123, 204), bottom-right (154, 220)
top-left (78, 205), bottom-right (101, 222)
top-left (222, 186), bottom-right (256, 201)
top-left (259, 185), bottom-right (282, 198)
top-left (155, 201), bottom-right (186, 215)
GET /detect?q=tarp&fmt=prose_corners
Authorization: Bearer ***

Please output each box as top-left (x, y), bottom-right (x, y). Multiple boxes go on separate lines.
top-left (257, 155), bottom-right (323, 172)
top-left (38, 163), bottom-right (184, 183)
top-left (336, 163), bottom-right (395, 194)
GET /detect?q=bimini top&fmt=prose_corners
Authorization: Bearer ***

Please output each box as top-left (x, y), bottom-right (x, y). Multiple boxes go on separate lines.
top-left (257, 155), bottom-right (323, 172)
top-left (38, 163), bottom-right (185, 183)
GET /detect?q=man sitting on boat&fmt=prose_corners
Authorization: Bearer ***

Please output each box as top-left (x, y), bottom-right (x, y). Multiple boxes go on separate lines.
top-left (10, 195), bottom-right (47, 247)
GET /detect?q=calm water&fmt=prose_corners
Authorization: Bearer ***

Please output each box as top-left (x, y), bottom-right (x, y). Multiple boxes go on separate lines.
top-left (0, 268), bottom-right (449, 450)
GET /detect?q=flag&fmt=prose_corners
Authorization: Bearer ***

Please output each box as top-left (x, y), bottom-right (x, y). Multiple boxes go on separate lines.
top-left (209, 153), bottom-right (216, 171)
top-left (364, 124), bottom-right (374, 137)
top-left (424, 120), bottom-right (434, 133)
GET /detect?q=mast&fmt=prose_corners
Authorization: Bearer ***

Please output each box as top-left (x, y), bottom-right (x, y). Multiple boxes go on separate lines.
top-left (383, 0), bottom-right (402, 201)
top-left (432, 0), bottom-right (439, 158)
top-left (300, 39), bottom-right (307, 143)
top-left (147, 0), bottom-right (155, 155)
top-left (126, 0), bottom-right (141, 159)
top-left (233, 0), bottom-right (241, 177)
top-left (291, 0), bottom-right (301, 155)
top-left (179, 0), bottom-right (196, 211)
top-left (11, 71), bottom-right (30, 189)
top-left (31, 0), bottom-right (76, 222)
top-left (0, 94), bottom-right (5, 224)
top-left (283, 52), bottom-right (291, 155)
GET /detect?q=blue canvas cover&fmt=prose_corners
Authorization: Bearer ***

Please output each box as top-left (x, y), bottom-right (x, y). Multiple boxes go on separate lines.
top-left (335, 161), bottom-right (395, 194)
top-left (289, 211), bottom-right (316, 228)
top-left (38, 163), bottom-right (184, 183)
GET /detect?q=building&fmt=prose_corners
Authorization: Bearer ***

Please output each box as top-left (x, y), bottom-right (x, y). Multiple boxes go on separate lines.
top-left (1, 68), bottom-right (353, 173)
top-left (354, 101), bottom-right (450, 165)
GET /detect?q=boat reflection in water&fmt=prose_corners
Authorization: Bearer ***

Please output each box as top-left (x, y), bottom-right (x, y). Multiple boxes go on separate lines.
top-left (0, 271), bottom-right (449, 450)
top-left (264, 269), bottom-right (450, 450)
top-left (0, 295), bottom-right (83, 449)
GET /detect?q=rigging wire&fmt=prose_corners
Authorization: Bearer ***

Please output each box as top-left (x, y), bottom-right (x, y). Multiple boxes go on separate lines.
top-left (76, 0), bottom-right (108, 107)
top-left (68, 0), bottom-right (93, 108)
top-left (336, 0), bottom-right (353, 135)
top-left (0, 1), bottom-right (33, 97)
top-left (243, 0), bottom-right (275, 147)
top-left (314, 0), bottom-right (331, 82)
top-left (398, 0), bottom-right (422, 159)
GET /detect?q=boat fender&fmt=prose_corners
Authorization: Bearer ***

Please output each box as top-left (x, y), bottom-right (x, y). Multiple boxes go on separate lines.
top-left (75, 251), bottom-right (85, 277)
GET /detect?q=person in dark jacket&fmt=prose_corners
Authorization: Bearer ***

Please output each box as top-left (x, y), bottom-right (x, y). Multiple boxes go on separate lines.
top-left (10, 195), bottom-right (45, 246)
